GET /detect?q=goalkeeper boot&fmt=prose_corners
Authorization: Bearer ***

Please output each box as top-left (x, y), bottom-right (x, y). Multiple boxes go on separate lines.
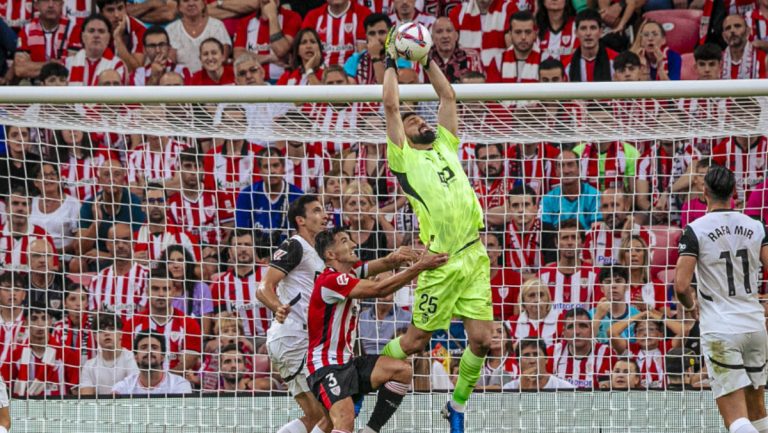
top-left (441, 401), bottom-right (465, 433)
top-left (353, 393), bottom-right (365, 417)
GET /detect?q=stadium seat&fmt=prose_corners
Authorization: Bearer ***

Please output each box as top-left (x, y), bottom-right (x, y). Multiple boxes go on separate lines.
top-left (643, 9), bottom-right (703, 54)
top-left (649, 226), bottom-right (683, 275)
top-left (680, 52), bottom-right (697, 80)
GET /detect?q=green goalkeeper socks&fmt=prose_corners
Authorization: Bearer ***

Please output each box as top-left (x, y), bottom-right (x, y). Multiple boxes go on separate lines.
top-left (381, 337), bottom-right (408, 360)
top-left (452, 348), bottom-right (485, 407)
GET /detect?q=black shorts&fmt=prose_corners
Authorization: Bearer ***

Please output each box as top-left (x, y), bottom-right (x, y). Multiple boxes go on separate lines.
top-left (308, 355), bottom-right (380, 410)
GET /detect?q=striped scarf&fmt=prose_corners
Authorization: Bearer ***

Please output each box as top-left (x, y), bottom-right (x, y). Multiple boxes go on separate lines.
top-left (580, 141), bottom-right (626, 191)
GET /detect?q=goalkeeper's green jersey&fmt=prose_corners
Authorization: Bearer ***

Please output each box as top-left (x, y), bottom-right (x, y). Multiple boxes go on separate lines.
top-left (386, 125), bottom-right (484, 254)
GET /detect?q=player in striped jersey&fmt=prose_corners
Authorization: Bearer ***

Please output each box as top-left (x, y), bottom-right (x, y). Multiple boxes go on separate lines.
top-left (302, 0), bottom-right (371, 67)
top-left (307, 226), bottom-right (447, 433)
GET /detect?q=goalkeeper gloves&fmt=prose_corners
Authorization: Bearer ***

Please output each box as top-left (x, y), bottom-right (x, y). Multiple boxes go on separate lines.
top-left (384, 27), bottom-right (398, 69)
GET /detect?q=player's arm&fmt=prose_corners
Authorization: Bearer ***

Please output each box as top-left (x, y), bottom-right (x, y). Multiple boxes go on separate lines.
top-left (383, 63), bottom-right (406, 147)
top-left (349, 251), bottom-right (448, 299)
top-left (255, 238), bottom-right (302, 322)
top-left (674, 226), bottom-right (699, 312)
top-left (366, 246), bottom-right (420, 276)
top-left (256, 267), bottom-right (286, 315)
top-left (423, 59), bottom-right (458, 136)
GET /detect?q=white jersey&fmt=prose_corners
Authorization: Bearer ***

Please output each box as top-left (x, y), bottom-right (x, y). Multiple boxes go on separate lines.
top-left (679, 209), bottom-right (768, 335)
top-left (112, 371), bottom-right (192, 395)
top-left (266, 234), bottom-right (324, 340)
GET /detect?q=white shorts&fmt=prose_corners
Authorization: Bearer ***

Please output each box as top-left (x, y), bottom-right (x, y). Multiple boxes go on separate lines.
top-left (266, 334), bottom-right (310, 397)
top-left (702, 330), bottom-right (768, 399)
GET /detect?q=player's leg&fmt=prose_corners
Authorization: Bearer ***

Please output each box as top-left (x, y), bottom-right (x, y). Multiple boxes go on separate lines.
top-left (746, 386), bottom-right (768, 433)
top-left (0, 380), bottom-right (9, 433)
top-left (293, 392), bottom-right (333, 433)
top-left (745, 330), bottom-right (768, 433)
top-left (716, 389), bottom-right (757, 433)
top-left (357, 355), bottom-right (413, 433)
top-left (451, 318), bottom-right (492, 409)
top-left (327, 398), bottom-right (356, 433)
top-left (308, 363), bottom-right (360, 433)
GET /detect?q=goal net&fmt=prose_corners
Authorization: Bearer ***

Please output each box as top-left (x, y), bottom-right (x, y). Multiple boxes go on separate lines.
top-left (0, 83), bottom-right (764, 433)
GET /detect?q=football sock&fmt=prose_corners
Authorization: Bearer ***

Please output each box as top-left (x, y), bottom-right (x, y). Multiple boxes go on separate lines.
top-left (380, 337), bottom-right (407, 360)
top-left (752, 416), bottom-right (768, 433)
top-left (331, 430), bottom-right (351, 433)
top-left (309, 425), bottom-right (325, 433)
top-left (731, 418), bottom-right (759, 433)
top-left (366, 381), bottom-right (409, 432)
top-left (451, 347), bottom-right (485, 410)
top-left (277, 419), bottom-right (307, 433)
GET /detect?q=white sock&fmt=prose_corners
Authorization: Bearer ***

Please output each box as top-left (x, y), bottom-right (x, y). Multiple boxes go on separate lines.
top-left (358, 427), bottom-right (376, 433)
top-left (310, 426), bottom-right (324, 433)
top-left (277, 419), bottom-right (308, 433)
top-left (752, 416), bottom-right (768, 433)
top-left (449, 400), bottom-right (466, 413)
top-left (731, 417), bottom-right (759, 433)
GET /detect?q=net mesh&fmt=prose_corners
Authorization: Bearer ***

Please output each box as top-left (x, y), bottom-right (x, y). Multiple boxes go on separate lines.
top-left (0, 94), bottom-right (764, 432)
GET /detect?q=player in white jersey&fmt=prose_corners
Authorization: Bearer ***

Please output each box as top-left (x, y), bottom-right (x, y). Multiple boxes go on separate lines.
top-left (257, 194), bottom-right (332, 433)
top-left (675, 165), bottom-right (768, 433)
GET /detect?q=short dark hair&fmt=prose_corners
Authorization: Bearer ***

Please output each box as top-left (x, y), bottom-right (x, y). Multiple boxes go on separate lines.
top-left (401, 111), bottom-right (419, 123)
top-left (0, 272), bottom-right (26, 289)
top-left (315, 226), bottom-right (348, 261)
top-left (460, 70), bottom-right (486, 81)
top-left (364, 12), bottom-right (391, 30)
top-left (219, 343), bottom-right (241, 355)
top-left (93, 312), bottom-right (122, 331)
top-left (510, 9), bottom-right (535, 25)
top-left (510, 184), bottom-right (536, 197)
top-left (613, 50), bottom-right (641, 71)
top-left (179, 147), bottom-right (201, 166)
top-left (563, 306), bottom-right (591, 321)
top-left (150, 266), bottom-right (169, 282)
top-left (598, 266), bottom-right (629, 283)
top-left (199, 37), bottom-right (224, 55)
top-left (539, 58), bottom-right (564, 74)
top-left (231, 228), bottom-right (254, 245)
top-left (704, 165), bottom-right (736, 201)
top-left (474, 142), bottom-right (503, 158)
top-left (557, 217), bottom-right (580, 233)
top-left (39, 62), bottom-right (69, 82)
top-left (81, 14), bottom-right (113, 42)
top-left (694, 43), bottom-right (723, 62)
top-left (288, 194), bottom-right (320, 230)
top-left (516, 338), bottom-right (547, 358)
top-left (96, 0), bottom-right (125, 10)
top-left (143, 25), bottom-right (169, 46)
top-left (133, 330), bottom-right (166, 353)
top-left (575, 9), bottom-right (602, 28)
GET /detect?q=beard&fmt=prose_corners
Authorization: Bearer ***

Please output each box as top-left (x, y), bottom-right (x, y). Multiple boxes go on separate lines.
top-left (410, 129), bottom-right (436, 145)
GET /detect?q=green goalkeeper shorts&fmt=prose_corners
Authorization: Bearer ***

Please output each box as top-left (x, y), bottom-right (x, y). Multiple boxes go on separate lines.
top-left (412, 238), bottom-right (493, 332)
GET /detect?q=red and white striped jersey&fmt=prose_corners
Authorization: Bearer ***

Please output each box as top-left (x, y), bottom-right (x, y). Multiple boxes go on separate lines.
top-left (307, 265), bottom-right (366, 374)
top-left (747, 7), bottom-right (768, 42)
top-left (111, 16), bottom-right (145, 55)
top-left (234, 9), bottom-right (302, 81)
top-left (388, 10), bottom-right (437, 30)
top-left (711, 136), bottom-right (768, 201)
top-left (582, 223), bottom-right (653, 267)
top-left (0, 312), bottom-right (26, 381)
top-left (507, 142), bottom-right (560, 196)
top-left (0, 0), bottom-right (32, 29)
top-left (548, 340), bottom-right (615, 388)
top-left (127, 139), bottom-right (190, 184)
top-left (449, 0), bottom-right (518, 66)
top-left (64, 0), bottom-right (92, 19)
top-left (486, 46), bottom-right (541, 83)
top-left (627, 340), bottom-right (673, 389)
top-left (202, 142), bottom-right (263, 222)
top-left (133, 225), bottom-right (201, 261)
top-left (88, 263), bottom-right (149, 319)
top-left (0, 224), bottom-right (57, 270)
top-left (491, 267), bottom-right (523, 320)
top-left (300, 102), bottom-right (377, 158)
top-left (50, 316), bottom-right (97, 390)
top-left (504, 219), bottom-right (542, 276)
top-left (676, 98), bottom-right (728, 156)
top-left (506, 308), bottom-right (559, 348)
top-left (628, 279), bottom-right (669, 311)
top-left (66, 48), bottom-right (126, 86)
top-left (131, 62), bottom-right (192, 86)
top-left (539, 17), bottom-right (577, 61)
top-left (120, 308), bottom-right (203, 371)
top-left (16, 17), bottom-right (81, 63)
top-left (284, 147), bottom-right (327, 194)
top-left (59, 146), bottom-right (114, 201)
top-left (538, 264), bottom-right (601, 312)
top-left (637, 143), bottom-right (673, 207)
top-left (722, 42), bottom-right (767, 80)
top-left (166, 190), bottom-right (220, 246)
top-left (302, 2), bottom-right (371, 67)
top-left (472, 177), bottom-right (515, 210)
top-left (9, 340), bottom-right (65, 397)
top-left (210, 268), bottom-right (271, 337)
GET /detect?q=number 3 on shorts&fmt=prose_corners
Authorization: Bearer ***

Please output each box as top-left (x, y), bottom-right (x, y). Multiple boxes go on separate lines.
top-left (417, 294), bottom-right (438, 314)
top-left (326, 373), bottom-right (338, 388)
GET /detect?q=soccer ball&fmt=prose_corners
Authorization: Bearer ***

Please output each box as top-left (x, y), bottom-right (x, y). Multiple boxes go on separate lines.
top-left (394, 22), bottom-right (433, 62)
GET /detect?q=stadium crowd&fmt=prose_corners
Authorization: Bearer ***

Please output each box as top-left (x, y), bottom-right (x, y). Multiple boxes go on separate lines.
top-left (0, 0), bottom-right (764, 398)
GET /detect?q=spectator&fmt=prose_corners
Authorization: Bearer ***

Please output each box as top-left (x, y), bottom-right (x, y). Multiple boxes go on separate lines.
top-left (504, 338), bottom-right (575, 390)
top-left (712, 135), bottom-right (767, 203)
top-left (37, 61), bottom-right (70, 86)
top-left (302, 0), bottom-right (371, 66)
top-left (483, 232), bottom-right (522, 320)
top-left (25, 239), bottom-right (64, 316)
top-left (205, 343), bottom-right (270, 392)
top-left (210, 229), bottom-right (272, 338)
top-left (344, 13), bottom-right (391, 84)
top-left (549, 307), bottom-right (616, 389)
top-left (478, 322), bottom-right (517, 389)
top-left (506, 141), bottom-right (560, 197)
top-left (166, 0), bottom-right (232, 73)
top-left (14, 0), bottom-right (80, 80)
top-left (79, 312), bottom-right (138, 395)
top-left (611, 313), bottom-right (679, 388)
top-left (631, 20), bottom-right (681, 81)
top-left (535, 0), bottom-right (577, 61)
top-left (205, 0), bottom-right (259, 27)
top-left (159, 244), bottom-right (214, 322)
top-left (429, 17), bottom-right (484, 83)
top-left (232, 0), bottom-right (301, 83)
top-left (121, 267), bottom-right (202, 376)
top-left (506, 278), bottom-right (559, 347)
top-left (0, 272), bottom-right (28, 375)
top-left (0, 185), bottom-right (58, 270)
top-left (472, 143), bottom-right (513, 212)
top-left (50, 283), bottom-right (96, 391)
top-left (200, 312), bottom-right (255, 389)
top-left (590, 266), bottom-right (639, 343)
top-left (389, 0), bottom-right (435, 29)
top-left (131, 26), bottom-right (191, 86)
top-left (487, 11), bottom-right (540, 83)
top-left (572, 113), bottom-right (639, 192)
top-left (745, 177), bottom-right (768, 222)
top-left (665, 347), bottom-right (701, 389)
top-left (635, 137), bottom-right (677, 217)
top-left (605, 357), bottom-right (641, 389)
top-left (358, 288), bottom-right (411, 354)
top-left (541, 149), bottom-right (602, 230)
top-left (276, 28), bottom-right (324, 85)
top-left (29, 162), bottom-right (81, 254)
top-left (235, 148), bottom-right (303, 242)
top-left (722, 14), bottom-right (766, 79)
top-left (190, 38), bottom-right (235, 85)
top-left (167, 149), bottom-right (220, 246)
top-left (342, 180), bottom-right (393, 260)
top-left (96, 68), bottom-right (122, 85)
top-left (50, 129), bottom-right (113, 201)
top-left (87, 223), bottom-right (150, 319)
top-left (66, 15), bottom-right (126, 86)
top-left (112, 331), bottom-right (193, 394)
top-left (127, 134), bottom-right (187, 191)
top-left (320, 168), bottom-right (347, 227)
top-left (97, 0), bottom-right (145, 73)
top-left (493, 185), bottom-right (545, 278)
top-left (0, 125), bottom-right (42, 197)
top-left (76, 159), bottom-right (146, 262)
top-left (563, 9), bottom-right (617, 82)
top-left (126, 0), bottom-right (177, 26)
top-left (748, 1), bottom-right (768, 52)
top-left (693, 43), bottom-right (723, 80)
top-left (596, 0), bottom-right (635, 50)
top-left (678, 158), bottom-right (712, 227)
top-left (0, 18), bottom-right (15, 84)
top-left (134, 185), bottom-right (201, 261)
top-left (538, 219), bottom-right (601, 312)
top-left (448, 0), bottom-right (518, 67)
top-left (280, 139), bottom-right (326, 195)
top-left (9, 306), bottom-right (65, 397)
top-left (618, 235), bottom-right (667, 311)
top-left (612, 50), bottom-right (642, 81)
top-left (233, 52), bottom-right (266, 85)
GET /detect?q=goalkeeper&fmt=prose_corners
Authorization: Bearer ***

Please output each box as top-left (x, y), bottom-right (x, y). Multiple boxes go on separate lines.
top-left (380, 28), bottom-right (493, 433)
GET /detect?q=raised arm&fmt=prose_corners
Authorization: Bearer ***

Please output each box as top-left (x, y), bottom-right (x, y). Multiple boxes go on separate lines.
top-left (423, 59), bottom-right (458, 136)
top-left (383, 61), bottom-right (406, 147)
top-left (349, 251), bottom-right (448, 299)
